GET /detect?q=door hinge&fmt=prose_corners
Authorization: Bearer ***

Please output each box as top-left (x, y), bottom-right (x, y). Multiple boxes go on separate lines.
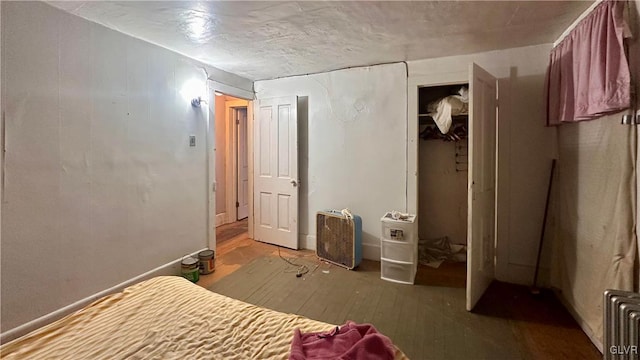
top-left (236, 201), bottom-right (239, 208)
top-left (236, 119), bottom-right (240, 125)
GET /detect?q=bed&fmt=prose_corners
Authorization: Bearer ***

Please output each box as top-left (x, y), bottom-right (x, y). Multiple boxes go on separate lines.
top-left (1, 276), bottom-right (408, 359)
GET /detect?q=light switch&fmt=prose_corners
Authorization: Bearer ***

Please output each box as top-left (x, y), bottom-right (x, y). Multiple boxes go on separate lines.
top-left (189, 135), bottom-right (196, 147)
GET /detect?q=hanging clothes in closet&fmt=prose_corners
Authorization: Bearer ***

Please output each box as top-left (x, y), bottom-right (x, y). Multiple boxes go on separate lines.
top-left (420, 86), bottom-right (469, 141)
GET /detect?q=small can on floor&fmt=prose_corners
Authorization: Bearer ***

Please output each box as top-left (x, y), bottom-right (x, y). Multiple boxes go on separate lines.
top-left (181, 256), bottom-right (200, 282)
top-left (198, 249), bottom-right (215, 274)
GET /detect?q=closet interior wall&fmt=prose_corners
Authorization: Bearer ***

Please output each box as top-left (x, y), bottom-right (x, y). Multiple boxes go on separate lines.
top-left (418, 84), bottom-right (469, 246)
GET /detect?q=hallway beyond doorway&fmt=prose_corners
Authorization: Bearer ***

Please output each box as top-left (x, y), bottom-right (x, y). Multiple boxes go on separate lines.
top-left (216, 219), bottom-right (248, 247)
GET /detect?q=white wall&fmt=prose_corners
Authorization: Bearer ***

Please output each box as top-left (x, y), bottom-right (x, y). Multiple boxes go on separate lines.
top-left (409, 44), bottom-right (556, 285)
top-left (547, 1), bottom-right (640, 349)
top-left (0, 1), bottom-right (251, 334)
top-left (255, 46), bottom-right (554, 278)
top-left (550, 112), bottom-right (635, 351)
top-left (254, 64), bottom-right (407, 258)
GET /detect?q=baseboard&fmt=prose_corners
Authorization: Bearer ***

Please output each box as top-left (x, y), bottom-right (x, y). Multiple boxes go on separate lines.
top-left (552, 288), bottom-right (604, 353)
top-left (300, 234), bottom-right (316, 251)
top-left (302, 235), bottom-right (379, 261)
top-left (215, 213), bottom-right (227, 227)
top-left (0, 248), bottom-right (207, 344)
top-left (362, 243), bottom-right (381, 261)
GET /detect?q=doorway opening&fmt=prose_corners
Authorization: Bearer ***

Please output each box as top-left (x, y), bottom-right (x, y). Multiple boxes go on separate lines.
top-left (215, 93), bottom-right (250, 248)
top-left (416, 83), bottom-right (469, 289)
top-left (409, 63), bottom-right (498, 311)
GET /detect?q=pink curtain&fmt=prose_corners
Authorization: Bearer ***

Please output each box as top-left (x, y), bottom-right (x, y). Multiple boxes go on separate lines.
top-left (546, 0), bottom-right (631, 126)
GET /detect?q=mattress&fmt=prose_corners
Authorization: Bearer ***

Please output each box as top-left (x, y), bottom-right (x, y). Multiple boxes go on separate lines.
top-left (1, 276), bottom-right (408, 359)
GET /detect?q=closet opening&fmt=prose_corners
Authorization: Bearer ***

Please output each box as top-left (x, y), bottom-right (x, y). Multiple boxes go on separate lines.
top-left (417, 83), bottom-right (469, 288)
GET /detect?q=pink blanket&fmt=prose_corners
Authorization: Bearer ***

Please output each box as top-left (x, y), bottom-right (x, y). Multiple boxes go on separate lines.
top-left (289, 321), bottom-right (396, 360)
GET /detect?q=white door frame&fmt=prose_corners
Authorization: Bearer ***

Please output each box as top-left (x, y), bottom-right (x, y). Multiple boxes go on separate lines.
top-left (408, 70), bottom-right (495, 308)
top-left (206, 84), bottom-right (216, 251)
top-left (247, 102), bottom-right (254, 240)
top-left (407, 72), bottom-right (468, 217)
top-left (408, 65), bottom-right (512, 305)
top-left (224, 101), bottom-right (249, 223)
top-left (206, 80), bottom-right (254, 251)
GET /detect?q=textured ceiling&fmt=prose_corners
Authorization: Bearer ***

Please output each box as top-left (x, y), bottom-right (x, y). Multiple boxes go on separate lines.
top-left (48, 1), bottom-right (592, 81)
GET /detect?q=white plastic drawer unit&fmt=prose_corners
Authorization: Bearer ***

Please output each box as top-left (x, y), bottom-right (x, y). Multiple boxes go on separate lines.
top-left (381, 239), bottom-right (417, 263)
top-left (381, 259), bottom-right (416, 285)
top-left (381, 212), bottom-right (417, 243)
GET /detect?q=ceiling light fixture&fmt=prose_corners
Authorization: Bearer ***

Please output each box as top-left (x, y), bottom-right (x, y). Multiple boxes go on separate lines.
top-left (180, 78), bottom-right (206, 108)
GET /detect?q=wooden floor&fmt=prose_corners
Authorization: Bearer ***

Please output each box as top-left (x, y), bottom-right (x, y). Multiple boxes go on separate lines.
top-left (215, 219), bottom-right (248, 246)
top-left (198, 230), bottom-right (600, 359)
top-left (198, 224), bottom-right (309, 289)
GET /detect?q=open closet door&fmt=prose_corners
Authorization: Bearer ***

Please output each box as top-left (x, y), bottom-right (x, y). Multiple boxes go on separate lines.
top-left (467, 63), bottom-right (498, 311)
top-left (253, 97), bottom-right (299, 249)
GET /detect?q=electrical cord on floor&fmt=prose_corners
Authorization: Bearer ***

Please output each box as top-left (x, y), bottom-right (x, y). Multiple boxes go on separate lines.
top-left (277, 247), bottom-right (309, 278)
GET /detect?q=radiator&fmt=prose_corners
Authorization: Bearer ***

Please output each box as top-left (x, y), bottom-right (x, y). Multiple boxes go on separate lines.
top-left (604, 290), bottom-right (640, 360)
top-left (316, 210), bottom-right (362, 270)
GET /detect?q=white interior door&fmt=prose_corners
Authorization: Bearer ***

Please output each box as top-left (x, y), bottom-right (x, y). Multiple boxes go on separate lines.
top-left (254, 97), bottom-right (298, 249)
top-left (236, 108), bottom-right (249, 220)
top-left (467, 63), bottom-right (498, 311)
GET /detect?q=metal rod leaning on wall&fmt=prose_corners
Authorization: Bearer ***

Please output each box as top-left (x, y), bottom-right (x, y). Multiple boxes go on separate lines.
top-left (531, 158), bottom-right (557, 295)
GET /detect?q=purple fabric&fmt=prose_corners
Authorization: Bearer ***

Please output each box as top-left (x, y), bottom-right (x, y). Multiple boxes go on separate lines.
top-left (546, 0), bottom-right (630, 126)
top-left (289, 321), bottom-right (395, 360)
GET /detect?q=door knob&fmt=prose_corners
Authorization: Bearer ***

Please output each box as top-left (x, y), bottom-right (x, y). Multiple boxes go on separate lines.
top-left (291, 179), bottom-right (298, 187)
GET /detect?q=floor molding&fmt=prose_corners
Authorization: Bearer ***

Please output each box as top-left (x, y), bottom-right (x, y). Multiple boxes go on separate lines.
top-left (362, 243), bottom-right (381, 260)
top-left (300, 234), bottom-right (316, 250)
top-left (302, 236), bottom-right (379, 261)
top-left (215, 213), bottom-right (227, 227)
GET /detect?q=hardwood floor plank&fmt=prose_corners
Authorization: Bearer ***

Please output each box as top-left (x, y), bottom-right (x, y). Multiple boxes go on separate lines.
top-left (202, 236), bottom-right (601, 360)
top-left (339, 272), bottom-right (378, 324)
top-left (370, 284), bottom-right (400, 341)
top-left (394, 285), bottom-right (420, 358)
